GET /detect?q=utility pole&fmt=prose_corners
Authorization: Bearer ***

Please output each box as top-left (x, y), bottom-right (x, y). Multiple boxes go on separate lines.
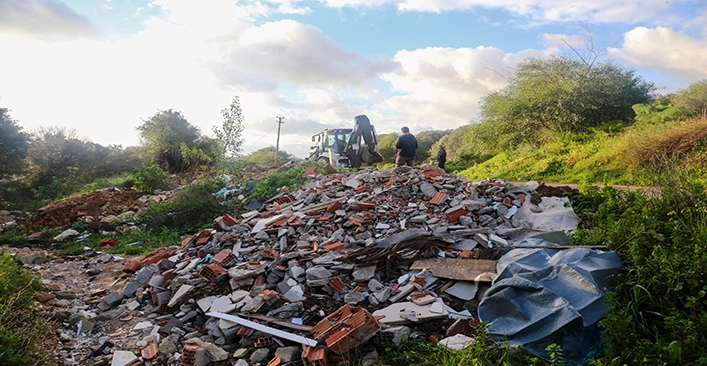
top-left (275, 116), bottom-right (284, 167)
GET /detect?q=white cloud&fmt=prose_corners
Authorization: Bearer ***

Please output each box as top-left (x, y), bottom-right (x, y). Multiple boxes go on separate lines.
top-left (320, 0), bottom-right (695, 25)
top-left (378, 45), bottom-right (552, 133)
top-left (0, 0), bottom-right (100, 41)
top-left (205, 19), bottom-right (397, 92)
top-left (609, 26), bottom-right (707, 82)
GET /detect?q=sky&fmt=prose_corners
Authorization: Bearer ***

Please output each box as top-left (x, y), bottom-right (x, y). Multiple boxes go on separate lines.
top-left (1, 0), bottom-right (706, 158)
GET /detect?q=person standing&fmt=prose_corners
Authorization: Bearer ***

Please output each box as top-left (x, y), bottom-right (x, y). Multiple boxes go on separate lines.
top-left (394, 126), bottom-right (418, 167)
top-left (437, 145), bottom-right (447, 169)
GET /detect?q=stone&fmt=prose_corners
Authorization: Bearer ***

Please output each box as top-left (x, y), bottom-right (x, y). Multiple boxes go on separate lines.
top-left (283, 285), bottom-right (306, 302)
top-left (158, 339), bottom-right (178, 355)
top-left (275, 346), bottom-right (300, 363)
top-left (352, 265), bottom-right (376, 282)
top-left (111, 351), bottom-right (137, 366)
top-left (419, 182), bottom-right (437, 198)
top-left (305, 266), bottom-right (331, 287)
top-left (250, 348), bottom-right (270, 363)
top-left (344, 291), bottom-right (366, 305)
top-left (98, 292), bottom-right (125, 311)
top-left (438, 334), bottom-right (475, 351)
top-left (122, 280), bottom-right (141, 297)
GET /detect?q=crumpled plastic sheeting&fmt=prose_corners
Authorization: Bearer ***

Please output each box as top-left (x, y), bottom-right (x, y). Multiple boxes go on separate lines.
top-left (513, 196), bottom-right (579, 232)
top-left (478, 242), bottom-right (621, 365)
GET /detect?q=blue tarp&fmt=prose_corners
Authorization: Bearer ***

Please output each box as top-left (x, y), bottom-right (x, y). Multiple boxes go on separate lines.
top-left (478, 239), bottom-right (622, 365)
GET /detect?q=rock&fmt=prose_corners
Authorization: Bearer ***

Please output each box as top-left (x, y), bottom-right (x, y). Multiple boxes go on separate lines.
top-left (275, 346), bottom-right (300, 363)
top-left (250, 348), bottom-right (270, 363)
top-left (352, 265), bottom-right (376, 282)
top-left (305, 266), bottom-right (331, 287)
top-left (98, 292), bottom-right (125, 311)
top-left (438, 334), bottom-right (475, 351)
top-left (344, 291), bottom-right (366, 305)
top-left (111, 350), bottom-right (137, 366)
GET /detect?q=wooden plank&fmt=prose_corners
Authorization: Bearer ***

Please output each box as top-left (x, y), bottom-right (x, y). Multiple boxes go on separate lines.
top-left (410, 258), bottom-right (497, 282)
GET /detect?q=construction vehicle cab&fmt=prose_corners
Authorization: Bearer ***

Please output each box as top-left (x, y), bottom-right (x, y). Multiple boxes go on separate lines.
top-left (309, 115), bottom-right (383, 168)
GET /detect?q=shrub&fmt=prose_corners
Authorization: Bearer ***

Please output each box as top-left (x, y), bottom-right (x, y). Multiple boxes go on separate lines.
top-left (138, 180), bottom-right (224, 234)
top-left (132, 165), bottom-right (170, 193)
top-left (0, 252), bottom-right (52, 365)
top-left (624, 117), bottom-right (707, 174)
top-left (572, 173), bottom-right (707, 364)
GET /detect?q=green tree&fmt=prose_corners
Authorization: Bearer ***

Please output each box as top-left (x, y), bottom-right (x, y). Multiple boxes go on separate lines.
top-left (0, 107), bottom-right (29, 178)
top-left (670, 79), bottom-right (707, 118)
top-left (213, 96), bottom-right (246, 159)
top-left (136, 109), bottom-right (217, 173)
top-left (240, 146), bottom-right (297, 169)
top-left (478, 56), bottom-right (655, 150)
top-left (25, 126), bottom-right (119, 195)
top-left (376, 133), bottom-right (398, 164)
top-left (415, 130), bottom-right (451, 164)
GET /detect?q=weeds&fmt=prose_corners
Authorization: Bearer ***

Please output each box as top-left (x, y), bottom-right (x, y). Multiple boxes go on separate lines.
top-left (572, 171), bottom-right (707, 365)
top-left (138, 179), bottom-right (225, 234)
top-left (0, 252), bottom-right (54, 365)
top-left (376, 324), bottom-right (547, 366)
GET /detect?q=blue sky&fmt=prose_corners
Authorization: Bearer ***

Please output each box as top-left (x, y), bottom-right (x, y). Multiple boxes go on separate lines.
top-left (1, 0), bottom-right (706, 157)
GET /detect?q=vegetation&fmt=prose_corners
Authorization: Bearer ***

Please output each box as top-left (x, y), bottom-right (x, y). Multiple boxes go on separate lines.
top-left (571, 174), bottom-right (707, 365)
top-left (475, 56), bottom-right (655, 151)
top-left (138, 179), bottom-right (226, 234)
top-left (377, 325), bottom-right (548, 366)
top-left (136, 109), bottom-right (220, 174)
top-left (0, 252), bottom-right (53, 365)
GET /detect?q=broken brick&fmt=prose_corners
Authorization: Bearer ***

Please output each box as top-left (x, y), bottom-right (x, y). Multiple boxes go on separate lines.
top-left (213, 249), bottom-right (237, 267)
top-left (200, 264), bottom-right (227, 282)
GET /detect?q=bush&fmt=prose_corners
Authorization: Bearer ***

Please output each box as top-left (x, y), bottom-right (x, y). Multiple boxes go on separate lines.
top-left (132, 165), bottom-right (170, 193)
top-left (572, 173), bottom-right (707, 365)
top-left (0, 252), bottom-right (52, 365)
top-left (251, 167), bottom-right (307, 198)
top-left (138, 180), bottom-right (224, 234)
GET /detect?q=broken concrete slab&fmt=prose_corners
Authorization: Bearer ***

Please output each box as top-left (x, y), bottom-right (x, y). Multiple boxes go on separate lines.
top-left (410, 258), bottom-right (497, 282)
top-left (372, 299), bottom-right (449, 325)
top-left (438, 334), bottom-right (475, 351)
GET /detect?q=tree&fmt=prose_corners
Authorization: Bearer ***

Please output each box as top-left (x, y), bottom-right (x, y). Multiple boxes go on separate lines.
top-left (478, 56), bottom-right (656, 149)
top-left (415, 130), bottom-right (451, 164)
top-left (240, 146), bottom-right (297, 169)
top-left (213, 96), bottom-right (246, 159)
top-left (136, 109), bottom-right (218, 173)
top-left (24, 126), bottom-right (125, 197)
top-left (376, 133), bottom-right (398, 164)
top-left (0, 108), bottom-right (29, 178)
top-left (670, 80), bottom-right (707, 119)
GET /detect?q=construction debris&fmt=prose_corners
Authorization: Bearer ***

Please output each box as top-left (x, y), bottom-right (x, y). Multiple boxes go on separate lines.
top-left (5, 167), bottom-right (616, 365)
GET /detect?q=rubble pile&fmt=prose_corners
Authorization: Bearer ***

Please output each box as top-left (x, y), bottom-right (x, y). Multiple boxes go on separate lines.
top-left (30, 187), bottom-right (165, 228)
top-left (14, 166), bottom-right (582, 366)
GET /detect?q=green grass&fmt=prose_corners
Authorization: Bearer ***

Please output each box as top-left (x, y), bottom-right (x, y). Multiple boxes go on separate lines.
top-left (572, 173), bottom-right (707, 365)
top-left (374, 324), bottom-right (549, 366)
top-left (58, 226), bottom-right (180, 256)
top-left (0, 252), bottom-right (54, 365)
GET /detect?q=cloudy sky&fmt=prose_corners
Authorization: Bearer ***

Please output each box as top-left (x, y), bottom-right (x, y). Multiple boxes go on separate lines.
top-left (1, 0), bottom-right (706, 157)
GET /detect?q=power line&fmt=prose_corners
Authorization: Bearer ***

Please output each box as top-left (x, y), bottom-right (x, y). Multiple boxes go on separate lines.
top-left (245, 123), bottom-right (277, 151)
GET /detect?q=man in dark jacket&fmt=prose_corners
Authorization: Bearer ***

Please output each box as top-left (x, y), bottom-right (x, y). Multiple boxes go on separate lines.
top-left (437, 145), bottom-right (447, 169)
top-left (394, 126), bottom-right (418, 166)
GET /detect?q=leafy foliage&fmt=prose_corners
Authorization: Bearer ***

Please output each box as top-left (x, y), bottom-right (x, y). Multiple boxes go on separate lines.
top-left (132, 165), bottom-right (170, 193)
top-left (377, 324), bottom-right (547, 366)
top-left (572, 174), bottom-right (707, 365)
top-left (251, 167), bottom-right (307, 198)
top-left (239, 146), bottom-right (298, 169)
top-left (670, 79), bottom-right (707, 118)
top-left (0, 252), bottom-right (52, 365)
top-left (477, 56), bottom-right (655, 150)
top-left (213, 96), bottom-right (246, 159)
top-left (0, 107), bottom-right (29, 179)
top-left (415, 129), bottom-right (451, 164)
top-left (137, 180), bottom-right (225, 234)
top-left (136, 109), bottom-right (218, 174)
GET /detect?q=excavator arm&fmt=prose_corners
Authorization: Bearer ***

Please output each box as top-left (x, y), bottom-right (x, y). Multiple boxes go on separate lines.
top-left (345, 115), bottom-right (383, 167)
